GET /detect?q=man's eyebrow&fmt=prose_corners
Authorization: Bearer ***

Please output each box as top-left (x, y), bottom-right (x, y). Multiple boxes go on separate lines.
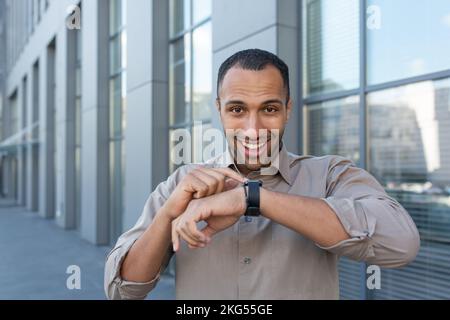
top-left (225, 100), bottom-right (246, 106)
top-left (224, 99), bottom-right (285, 106)
top-left (262, 99), bottom-right (284, 105)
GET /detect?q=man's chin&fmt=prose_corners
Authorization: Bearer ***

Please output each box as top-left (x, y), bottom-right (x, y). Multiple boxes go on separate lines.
top-left (244, 163), bottom-right (262, 171)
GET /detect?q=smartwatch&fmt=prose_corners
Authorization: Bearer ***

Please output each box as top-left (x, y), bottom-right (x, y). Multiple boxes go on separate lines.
top-left (243, 180), bottom-right (263, 217)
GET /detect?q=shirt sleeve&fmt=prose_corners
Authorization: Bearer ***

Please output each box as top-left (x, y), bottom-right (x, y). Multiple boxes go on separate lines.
top-left (318, 156), bottom-right (420, 268)
top-left (104, 166), bottom-right (189, 300)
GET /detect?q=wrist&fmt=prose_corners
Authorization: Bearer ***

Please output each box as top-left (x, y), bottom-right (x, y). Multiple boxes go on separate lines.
top-left (259, 187), bottom-right (270, 218)
top-left (232, 186), bottom-right (247, 217)
top-left (158, 202), bottom-right (178, 223)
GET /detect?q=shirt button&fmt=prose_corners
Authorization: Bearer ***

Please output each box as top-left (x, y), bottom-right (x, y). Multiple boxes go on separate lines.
top-left (245, 217), bottom-right (252, 222)
top-left (243, 257), bottom-right (252, 264)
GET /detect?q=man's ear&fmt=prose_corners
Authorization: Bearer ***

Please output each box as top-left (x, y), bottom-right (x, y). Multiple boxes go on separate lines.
top-left (285, 98), bottom-right (293, 123)
top-left (215, 98), bottom-right (221, 112)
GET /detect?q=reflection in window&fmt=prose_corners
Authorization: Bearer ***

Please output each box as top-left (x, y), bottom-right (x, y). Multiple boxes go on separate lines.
top-left (109, 0), bottom-right (127, 242)
top-left (193, 0), bottom-right (211, 25)
top-left (368, 78), bottom-right (450, 299)
top-left (170, 0), bottom-right (191, 37)
top-left (302, 0), bottom-right (359, 96)
top-left (305, 96), bottom-right (360, 164)
top-left (367, 0), bottom-right (450, 85)
top-left (169, 0), bottom-right (212, 172)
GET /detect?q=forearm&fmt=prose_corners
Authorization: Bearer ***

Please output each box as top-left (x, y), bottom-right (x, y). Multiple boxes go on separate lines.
top-left (120, 205), bottom-right (173, 283)
top-left (260, 188), bottom-right (350, 247)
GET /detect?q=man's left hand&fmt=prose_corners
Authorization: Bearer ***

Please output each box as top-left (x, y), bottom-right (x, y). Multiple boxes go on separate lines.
top-left (171, 187), bottom-right (247, 251)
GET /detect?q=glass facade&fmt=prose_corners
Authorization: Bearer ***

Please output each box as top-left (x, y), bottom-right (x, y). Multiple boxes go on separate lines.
top-left (169, 0), bottom-right (212, 171)
top-left (367, 79), bottom-right (450, 298)
top-left (367, 0), bottom-right (450, 85)
top-left (302, 0), bottom-right (360, 96)
top-left (302, 0), bottom-right (450, 299)
top-left (305, 96), bottom-right (360, 164)
top-left (109, 0), bottom-right (127, 242)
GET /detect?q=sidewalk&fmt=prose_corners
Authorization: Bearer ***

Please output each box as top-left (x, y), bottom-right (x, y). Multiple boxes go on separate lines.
top-left (0, 201), bottom-right (175, 300)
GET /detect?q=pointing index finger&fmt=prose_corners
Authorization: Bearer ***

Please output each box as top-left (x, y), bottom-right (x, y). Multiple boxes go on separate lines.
top-left (212, 167), bottom-right (247, 183)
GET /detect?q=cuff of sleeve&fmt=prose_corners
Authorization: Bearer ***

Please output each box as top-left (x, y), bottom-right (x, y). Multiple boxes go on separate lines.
top-left (317, 197), bottom-right (375, 259)
top-left (108, 239), bottom-right (161, 299)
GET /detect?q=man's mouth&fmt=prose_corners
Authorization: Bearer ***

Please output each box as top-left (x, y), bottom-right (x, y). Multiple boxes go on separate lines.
top-left (240, 140), bottom-right (268, 150)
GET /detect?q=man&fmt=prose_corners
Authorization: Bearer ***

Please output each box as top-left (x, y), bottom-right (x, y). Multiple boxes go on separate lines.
top-left (105, 49), bottom-right (420, 300)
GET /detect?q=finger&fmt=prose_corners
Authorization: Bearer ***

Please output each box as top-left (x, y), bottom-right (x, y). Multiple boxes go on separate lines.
top-left (199, 168), bottom-right (225, 193)
top-left (177, 224), bottom-right (204, 248)
top-left (188, 243), bottom-right (203, 249)
top-left (224, 178), bottom-right (240, 191)
top-left (191, 170), bottom-right (219, 196)
top-left (187, 175), bottom-right (210, 199)
top-left (171, 220), bottom-right (180, 252)
top-left (187, 219), bottom-right (206, 243)
top-left (212, 167), bottom-right (247, 183)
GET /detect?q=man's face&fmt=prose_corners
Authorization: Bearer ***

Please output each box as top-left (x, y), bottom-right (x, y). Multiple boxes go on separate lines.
top-left (216, 65), bottom-right (292, 172)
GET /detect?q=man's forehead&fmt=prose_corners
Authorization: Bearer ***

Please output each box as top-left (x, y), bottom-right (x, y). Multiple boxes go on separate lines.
top-left (219, 66), bottom-right (285, 98)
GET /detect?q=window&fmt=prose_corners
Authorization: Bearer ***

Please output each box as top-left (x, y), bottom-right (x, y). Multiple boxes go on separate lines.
top-left (169, 0), bottom-right (212, 171)
top-left (9, 91), bottom-right (18, 137)
top-left (305, 96), bottom-right (360, 164)
top-left (368, 79), bottom-right (450, 298)
top-left (367, 0), bottom-right (450, 85)
top-left (302, 0), bottom-right (360, 96)
top-left (109, 0), bottom-right (127, 241)
top-left (301, 0), bottom-right (450, 299)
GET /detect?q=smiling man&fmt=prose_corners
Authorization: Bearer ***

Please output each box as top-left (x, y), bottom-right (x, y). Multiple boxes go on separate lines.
top-left (105, 49), bottom-right (420, 300)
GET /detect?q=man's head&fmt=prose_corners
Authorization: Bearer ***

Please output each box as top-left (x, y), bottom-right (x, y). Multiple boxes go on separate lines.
top-left (216, 49), bottom-right (292, 173)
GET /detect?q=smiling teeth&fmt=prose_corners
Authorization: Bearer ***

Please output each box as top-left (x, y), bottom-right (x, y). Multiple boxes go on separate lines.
top-left (242, 141), bottom-right (266, 149)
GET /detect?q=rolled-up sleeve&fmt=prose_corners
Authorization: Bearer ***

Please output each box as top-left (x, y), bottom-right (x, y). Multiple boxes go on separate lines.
top-left (318, 156), bottom-right (420, 268)
top-left (104, 166), bottom-right (189, 300)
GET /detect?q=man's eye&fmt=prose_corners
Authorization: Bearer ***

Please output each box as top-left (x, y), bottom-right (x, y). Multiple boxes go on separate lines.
top-left (265, 106), bottom-right (278, 113)
top-left (230, 106), bottom-right (243, 113)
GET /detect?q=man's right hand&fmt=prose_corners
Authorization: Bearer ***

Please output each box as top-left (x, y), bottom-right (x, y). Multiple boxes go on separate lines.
top-left (162, 167), bottom-right (246, 221)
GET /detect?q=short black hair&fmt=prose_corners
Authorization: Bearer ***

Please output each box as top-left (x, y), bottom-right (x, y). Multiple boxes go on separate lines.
top-left (217, 48), bottom-right (290, 102)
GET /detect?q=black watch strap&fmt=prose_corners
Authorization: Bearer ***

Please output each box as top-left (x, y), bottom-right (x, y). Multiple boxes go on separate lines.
top-left (244, 180), bottom-right (262, 216)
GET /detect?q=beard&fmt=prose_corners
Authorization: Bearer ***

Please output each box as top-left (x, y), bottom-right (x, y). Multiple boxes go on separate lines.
top-left (225, 128), bottom-right (283, 173)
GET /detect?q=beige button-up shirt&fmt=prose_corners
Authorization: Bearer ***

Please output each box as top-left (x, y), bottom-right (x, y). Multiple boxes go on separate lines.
top-left (104, 145), bottom-right (420, 300)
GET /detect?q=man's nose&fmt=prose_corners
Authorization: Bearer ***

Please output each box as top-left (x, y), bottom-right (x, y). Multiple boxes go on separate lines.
top-left (241, 114), bottom-right (262, 140)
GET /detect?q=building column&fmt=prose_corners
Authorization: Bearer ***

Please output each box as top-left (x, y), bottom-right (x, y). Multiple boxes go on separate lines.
top-left (26, 62), bottom-right (39, 212)
top-left (38, 40), bottom-right (56, 219)
top-left (16, 81), bottom-right (26, 206)
top-left (122, 0), bottom-right (169, 232)
top-left (80, 0), bottom-right (110, 244)
top-left (55, 23), bottom-right (76, 229)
